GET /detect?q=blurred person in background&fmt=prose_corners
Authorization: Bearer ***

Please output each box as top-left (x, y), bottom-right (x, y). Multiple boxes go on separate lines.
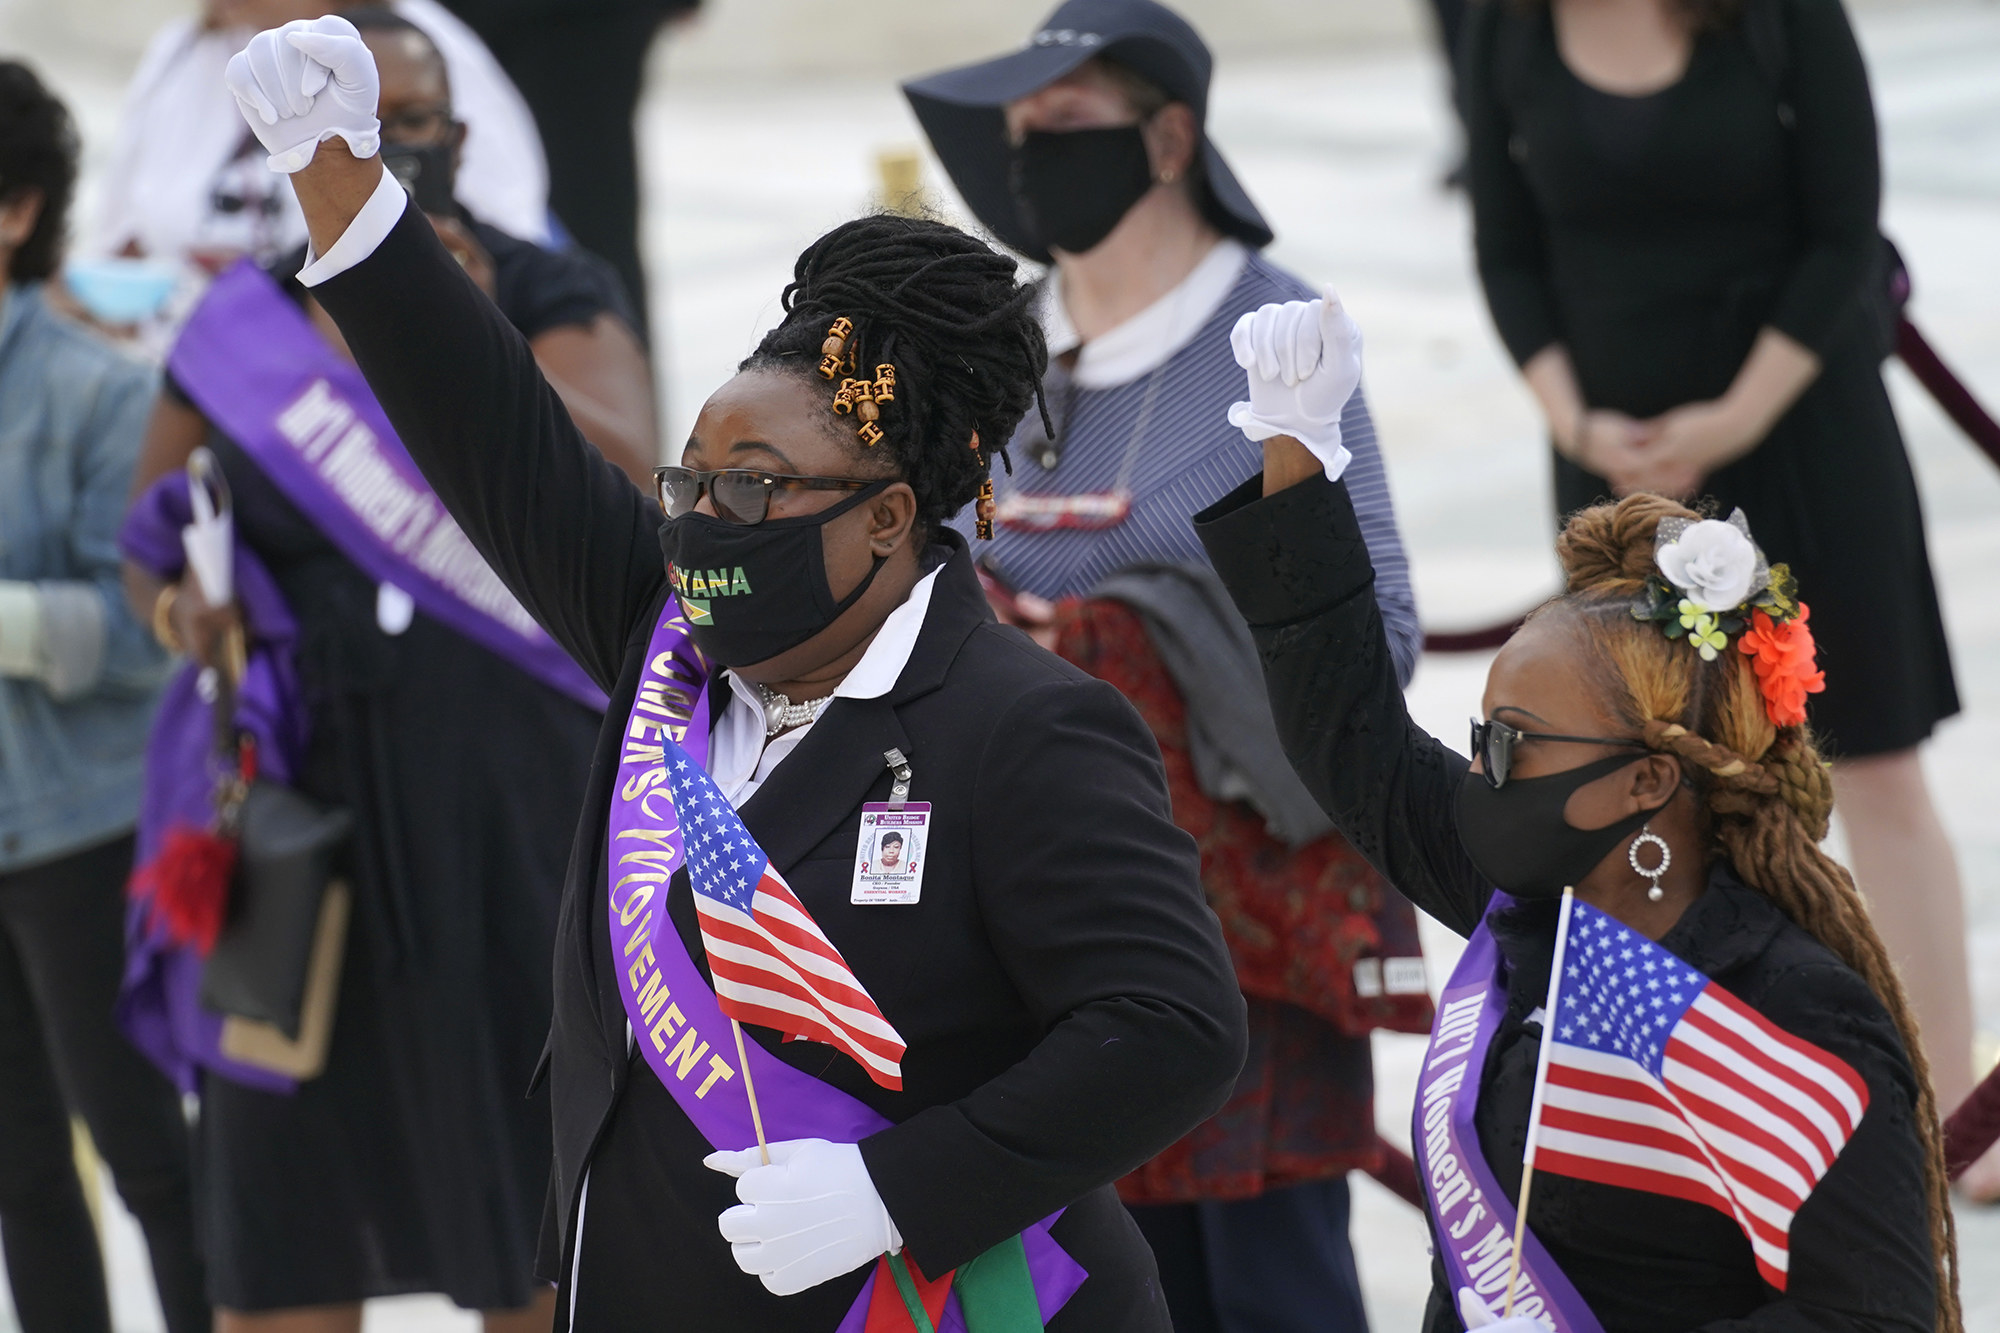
top-left (89, 0), bottom-right (549, 291)
top-left (439, 0), bottom-right (704, 342)
top-left (113, 14), bottom-right (655, 1331)
top-left (0, 61), bottom-right (205, 1333)
top-left (1458, 0), bottom-right (1982, 1186)
top-left (906, 4), bottom-right (1431, 1330)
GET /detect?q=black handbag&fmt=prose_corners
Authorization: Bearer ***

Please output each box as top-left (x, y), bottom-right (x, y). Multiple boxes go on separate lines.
top-left (200, 780), bottom-right (354, 1040)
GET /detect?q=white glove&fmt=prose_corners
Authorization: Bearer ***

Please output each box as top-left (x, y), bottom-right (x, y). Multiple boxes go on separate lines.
top-left (705, 1138), bottom-right (903, 1297)
top-left (1458, 1285), bottom-right (1553, 1332)
top-left (224, 16), bottom-right (381, 174)
top-left (1226, 283), bottom-right (1363, 481)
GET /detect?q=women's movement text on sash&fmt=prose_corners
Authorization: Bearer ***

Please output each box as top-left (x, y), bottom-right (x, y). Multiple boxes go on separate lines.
top-left (167, 259), bottom-right (603, 709)
top-left (607, 603), bottom-right (1084, 1329)
top-left (1413, 894), bottom-right (1605, 1333)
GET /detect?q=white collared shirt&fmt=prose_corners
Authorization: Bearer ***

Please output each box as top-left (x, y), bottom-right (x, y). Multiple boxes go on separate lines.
top-left (1042, 237), bottom-right (1249, 389)
top-left (706, 565), bottom-right (943, 804)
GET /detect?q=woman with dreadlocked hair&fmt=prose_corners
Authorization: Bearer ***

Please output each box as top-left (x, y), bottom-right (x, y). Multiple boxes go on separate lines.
top-left (218, 19), bottom-right (1246, 1332)
top-left (1193, 291), bottom-right (1955, 1332)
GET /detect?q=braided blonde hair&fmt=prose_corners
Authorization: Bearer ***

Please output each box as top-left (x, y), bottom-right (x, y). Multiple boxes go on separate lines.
top-left (1547, 493), bottom-right (1960, 1331)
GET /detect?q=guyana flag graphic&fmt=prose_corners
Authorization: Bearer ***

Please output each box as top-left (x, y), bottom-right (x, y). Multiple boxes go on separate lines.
top-left (864, 1237), bottom-right (1044, 1332)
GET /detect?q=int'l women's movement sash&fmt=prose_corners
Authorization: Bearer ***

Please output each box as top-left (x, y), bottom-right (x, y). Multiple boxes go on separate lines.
top-left (1412, 893), bottom-right (1605, 1333)
top-left (606, 600), bottom-right (1087, 1331)
top-left (167, 258), bottom-right (605, 710)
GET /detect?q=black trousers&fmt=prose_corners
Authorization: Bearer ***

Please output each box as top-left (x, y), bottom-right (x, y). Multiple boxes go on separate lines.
top-left (0, 834), bottom-right (209, 1333)
top-left (1128, 1176), bottom-right (1369, 1333)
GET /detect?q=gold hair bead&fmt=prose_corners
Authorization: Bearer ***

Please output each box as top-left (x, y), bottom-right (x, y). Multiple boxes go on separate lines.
top-left (818, 317), bottom-right (854, 380)
top-left (871, 364), bottom-right (896, 404)
top-left (833, 377), bottom-right (872, 415)
top-left (975, 477), bottom-right (996, 540)
top-left (857, 422), bottom-right (885, 447)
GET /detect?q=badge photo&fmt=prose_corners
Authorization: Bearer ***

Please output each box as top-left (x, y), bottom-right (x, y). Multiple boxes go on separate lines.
top-left (852, 803), bottom-right (931, 905)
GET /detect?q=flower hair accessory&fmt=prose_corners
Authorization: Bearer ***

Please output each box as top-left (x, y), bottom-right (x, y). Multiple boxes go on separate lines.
top-left (1630, 508), bottom-right (1824, 725)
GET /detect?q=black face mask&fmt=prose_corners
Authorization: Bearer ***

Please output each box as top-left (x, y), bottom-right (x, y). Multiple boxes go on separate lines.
top-left (1455, 753), bottom-right (1667, 900)
top-left (382, 139), bottom-right (458, 217)
top-left (655, 481), bottom-right (892, 668)
top-left (1010, 125), bottom-right (1156, 256)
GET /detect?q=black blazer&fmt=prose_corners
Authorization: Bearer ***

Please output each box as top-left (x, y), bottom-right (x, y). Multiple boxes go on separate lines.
top-left (1193, 473), bottom-right (1937, 1333)
top-left (312, 204), bottom-right (1247, 1330)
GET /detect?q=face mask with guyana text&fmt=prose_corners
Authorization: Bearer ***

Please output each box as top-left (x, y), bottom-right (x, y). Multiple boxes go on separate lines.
top-left (654, 481), bottom-right (890, 668)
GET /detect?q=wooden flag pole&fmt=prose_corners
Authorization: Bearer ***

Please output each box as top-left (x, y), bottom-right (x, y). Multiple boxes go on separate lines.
top-left (731, 1019), bottom-right (770, 1166)
top-left (1504, 885), bottom-right (1578, 1319)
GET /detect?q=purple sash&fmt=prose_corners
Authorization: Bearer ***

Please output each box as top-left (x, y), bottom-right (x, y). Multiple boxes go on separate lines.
top-left (1413, 893), bottom-right (1604, 1332)
top-left (116, 474), bottom-right (310, 1094)
top-left (167, 260), bottom-right (604, 710)
top-left (607, 602), bottom-right (1085, 1328)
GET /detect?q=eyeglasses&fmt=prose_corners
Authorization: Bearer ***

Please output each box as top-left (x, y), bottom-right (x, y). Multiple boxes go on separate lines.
top-left (652, 465), bottom-right (876, 526)
top-left (1469, 717), bottom-right (1649, 789)
top-left (380, 104), bottom-right (455, 142)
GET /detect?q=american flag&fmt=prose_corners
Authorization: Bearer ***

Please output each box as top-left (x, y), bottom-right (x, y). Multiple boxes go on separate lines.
top-left (672, 756), bottom-right (907, 1090)
top-left (1532, 899), bottom-right (1868, 1290)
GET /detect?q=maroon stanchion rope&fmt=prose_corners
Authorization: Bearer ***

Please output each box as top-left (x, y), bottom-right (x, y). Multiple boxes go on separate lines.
top-left (1365, 1138), bottom-right (1428, 1210)
top-left (1420, 315), bottom-right (1999, 657)
top-left (1944, 1062), bottom-right (2000, 1179)
top-left (1896, 316), bottom-right (2000, 469)
top-left (1423, 618), bottom-right (1527, 654)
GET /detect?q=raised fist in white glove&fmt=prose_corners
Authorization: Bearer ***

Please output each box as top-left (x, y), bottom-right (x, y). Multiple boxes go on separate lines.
top-left (224, 15), bottom-right (380, 174)
top-left (705, 1138), bottom-right (902, 1297)
top-left (1226, 283), bottom-right (1363, 481)
top-left (1458, 1285), bottom-right (1553, 1332)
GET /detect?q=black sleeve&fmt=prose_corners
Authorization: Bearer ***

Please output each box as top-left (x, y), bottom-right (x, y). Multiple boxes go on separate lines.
top-left (1462, 2), bottom-right (1564, 368)
top-left (1193, 474), bottom-right (1491, 937)
top-left (860, 668), bottom-right (1248, 1275)
top-left (1765, 0), bottom-right (1883, 356)
top-left (1698, 963), bottom-right (1938, 1332)
top-left (310, 202), bottom-right (663, 691)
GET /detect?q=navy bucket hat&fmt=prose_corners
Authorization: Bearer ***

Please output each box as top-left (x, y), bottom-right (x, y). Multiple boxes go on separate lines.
top-left (902, 0), bottom-right (1274, 264)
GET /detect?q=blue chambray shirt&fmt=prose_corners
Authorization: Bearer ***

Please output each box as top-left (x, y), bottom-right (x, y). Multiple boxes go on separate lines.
top-left (0, 282), bottom-right (168, 872)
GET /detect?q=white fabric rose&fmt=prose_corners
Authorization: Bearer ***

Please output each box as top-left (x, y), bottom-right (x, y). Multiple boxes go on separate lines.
top-left (1656, 519), bottom-right (1757, 611)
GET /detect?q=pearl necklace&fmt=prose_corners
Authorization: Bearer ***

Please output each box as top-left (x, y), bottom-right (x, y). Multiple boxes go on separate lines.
top-left (755, 683), bottom-right (833, 737)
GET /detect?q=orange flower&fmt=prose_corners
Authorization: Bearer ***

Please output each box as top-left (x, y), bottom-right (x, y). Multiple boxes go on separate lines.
top-left (1738, 603), bottom-right (1826, 727)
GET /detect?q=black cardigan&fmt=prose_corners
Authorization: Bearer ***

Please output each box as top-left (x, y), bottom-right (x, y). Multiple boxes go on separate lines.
top-left (311, 204), bottom-right (1247, 1330)
top-left (1193, 473), bottom-right (1937, 1333)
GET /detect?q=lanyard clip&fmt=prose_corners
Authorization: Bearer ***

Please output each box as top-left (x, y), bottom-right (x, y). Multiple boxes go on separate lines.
top-left (883, 748), bottom-right (913, 809)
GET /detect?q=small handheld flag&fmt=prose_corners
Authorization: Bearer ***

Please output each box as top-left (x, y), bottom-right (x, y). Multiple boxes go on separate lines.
top-left (1518, 895), bottom-right (1869, 1292)
top-left (675, 761), bottom-right (907, 1093)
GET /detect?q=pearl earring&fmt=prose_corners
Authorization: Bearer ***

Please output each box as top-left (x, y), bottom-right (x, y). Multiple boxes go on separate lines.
top-left (1630, 826), bottom-right (1671, 903)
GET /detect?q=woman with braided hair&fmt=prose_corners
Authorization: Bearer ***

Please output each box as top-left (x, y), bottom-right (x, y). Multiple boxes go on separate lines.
top-left (1194, 291), bottom-right (1955, 1331)
top-left (215, 17), bottom-right (1246, 1331)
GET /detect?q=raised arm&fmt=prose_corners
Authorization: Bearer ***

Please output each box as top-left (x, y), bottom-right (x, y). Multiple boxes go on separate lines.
top-left (224, 17), bottom-right (660, 688)
top-left (1194, 293), bottom-right (1491, 935)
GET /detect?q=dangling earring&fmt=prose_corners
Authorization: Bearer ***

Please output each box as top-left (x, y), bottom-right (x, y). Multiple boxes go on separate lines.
top-left (1629, 826), bottom-right (1671, 903)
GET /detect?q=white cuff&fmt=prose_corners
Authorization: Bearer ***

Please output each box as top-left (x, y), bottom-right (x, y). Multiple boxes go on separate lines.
top-left (34, 582), bottom-right (108, 701)
top-left (0, 580), bottom-right (44, 679)
top-left (297, 166), bottom-right (408, 288)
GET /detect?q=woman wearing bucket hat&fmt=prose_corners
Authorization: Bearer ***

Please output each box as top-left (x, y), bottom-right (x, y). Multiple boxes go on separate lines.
top-left (907, 6), bottom-right (1426, 1332)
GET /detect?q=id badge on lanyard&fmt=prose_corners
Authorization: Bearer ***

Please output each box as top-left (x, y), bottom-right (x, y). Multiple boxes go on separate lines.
top-left (851, 803), bottom-right (931, 905)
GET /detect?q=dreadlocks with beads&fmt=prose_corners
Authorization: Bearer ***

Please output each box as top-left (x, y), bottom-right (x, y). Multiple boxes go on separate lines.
top-left (741, 214), bottom-right (1052, 538)
top-left (1540, 491), bottom-right (1961, 1333)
